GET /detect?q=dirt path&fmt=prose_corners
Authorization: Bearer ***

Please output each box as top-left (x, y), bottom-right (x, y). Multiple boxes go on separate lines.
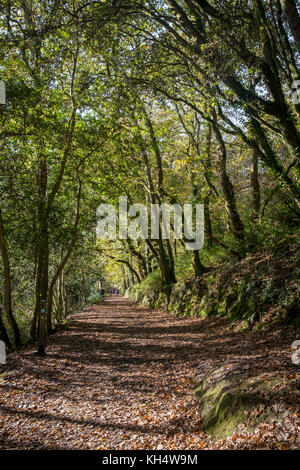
top-left (0, 297), bottom-right (299, 450)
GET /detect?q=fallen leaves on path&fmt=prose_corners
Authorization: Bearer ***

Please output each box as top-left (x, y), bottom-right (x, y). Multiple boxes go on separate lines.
top-left (0, 297), bottom-right (299, 449)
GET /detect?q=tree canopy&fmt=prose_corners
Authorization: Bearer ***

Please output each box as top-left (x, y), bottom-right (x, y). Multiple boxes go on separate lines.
top-left (0, 0), bottom-right (299, 352)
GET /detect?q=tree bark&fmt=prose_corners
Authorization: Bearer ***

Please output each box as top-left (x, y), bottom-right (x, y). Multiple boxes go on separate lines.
top-left (0, 206), bottom-right (22, 348)
top-left (193, 250), bottom-right (208, 277)
top-left (280, 0), bottom-right (300, 54)
top-left (0, 305), bottom-right (12, 349)
top-left (46, 174), bottom-right (82, 333)
top-left (138, 124), bottom-right (176, 288)
top-left (250, 148), bottom-right (261, 219)
top-left (211, 113), bottom-right (245, 247)
top-left (31, 152), bottom-right (48, 345)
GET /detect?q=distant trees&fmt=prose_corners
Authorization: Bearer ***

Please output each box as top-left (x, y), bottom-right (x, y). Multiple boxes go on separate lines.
top-left (0, 0), bottom-right (299, 350)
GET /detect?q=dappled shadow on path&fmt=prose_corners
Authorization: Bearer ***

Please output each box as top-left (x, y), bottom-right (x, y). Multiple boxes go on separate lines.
top-left (0, 297), bottom-right (298, 450)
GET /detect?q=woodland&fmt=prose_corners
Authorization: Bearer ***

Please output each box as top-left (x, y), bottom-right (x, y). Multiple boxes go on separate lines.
top-left (0, 0), bottom-right (300, 451)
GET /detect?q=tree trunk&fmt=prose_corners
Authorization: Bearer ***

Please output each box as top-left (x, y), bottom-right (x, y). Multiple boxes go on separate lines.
top-left (33, 153), bottom-right (49, 355)
top-left (0, 206), bottom-right (22, 348)
top-left (280, 0), bottom-right (300, 54)
top-left (0, 306), bottom-right (12, 349)
top-left (212, 116), bottom-right (245, 247)
top-left (193, 250), bottom-right (208, 277)
top-left (250, 148), bottom-right (261, 219)
top-left (47, 233), bottom-right (79, 334)
top-left (36, 299), bottom-right (46, 356)
top-left (250, 117), bottom-right (300, 207)
top-left (204, 195), bottom-right (213, 247)
top-left (35, 230), bottom-right (49, 356)
top-left (138, 122), bottom-right (177, 289)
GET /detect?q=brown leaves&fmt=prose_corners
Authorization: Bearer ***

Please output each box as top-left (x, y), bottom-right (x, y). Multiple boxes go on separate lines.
top-left (0, 297), bottom-right (299, 450)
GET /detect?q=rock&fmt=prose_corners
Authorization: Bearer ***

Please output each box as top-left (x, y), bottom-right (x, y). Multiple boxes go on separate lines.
top-left (194, 364), bottom-right (282, 440)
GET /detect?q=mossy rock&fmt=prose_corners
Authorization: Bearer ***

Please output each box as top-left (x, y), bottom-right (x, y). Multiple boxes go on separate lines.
top-left (217, 289), bottom-right (238, 316)
top-left (195, 366), bottom-right (279, 440)
top-left (215, 280), bottom-right (259, 322)
top-left (154, 292), bottom-right (167, 309)
top-left (141, 292), bottom-right (157, 308)
top-left (141, 294), bottom-right (151, 307)
top-left (194, 293), bottom-right (210, 317)
top-left (204, 390), bottom-right (261, 438)
top-left (167, 283), bottom-right (209, 317)
top-left (168, 283), bottom-right (194, 315)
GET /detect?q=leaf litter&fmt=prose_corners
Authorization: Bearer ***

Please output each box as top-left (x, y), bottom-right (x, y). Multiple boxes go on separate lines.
top-left (0, 297), bottom-right (299, 450)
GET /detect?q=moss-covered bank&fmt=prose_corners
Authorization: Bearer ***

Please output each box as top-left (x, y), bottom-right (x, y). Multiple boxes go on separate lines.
top-left (126, 242), bottom-right (300, 329)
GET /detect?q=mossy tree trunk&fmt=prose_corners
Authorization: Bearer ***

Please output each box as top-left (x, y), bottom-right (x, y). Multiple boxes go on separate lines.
top-left (250, 148), bottom-right (261, 220)
top-left (211, 112), bottom-right (245, 249)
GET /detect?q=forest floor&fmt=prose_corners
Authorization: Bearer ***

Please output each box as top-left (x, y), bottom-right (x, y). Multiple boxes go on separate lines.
top-left (0, 297), bottom-right (299, 450)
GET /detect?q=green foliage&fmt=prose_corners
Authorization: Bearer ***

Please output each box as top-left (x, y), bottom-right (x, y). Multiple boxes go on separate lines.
top-left (87, 292), bottom-right (105, 305)
top-left (0, 0), bottom-right (300, 348)
top-left (174, 253), bottom-right (193, 280)
top-left (137, 271), bottom-right (163, 295)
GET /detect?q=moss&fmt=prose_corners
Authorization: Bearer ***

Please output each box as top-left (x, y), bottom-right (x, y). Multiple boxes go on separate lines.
top-left (154, 292), bottom-right (167, 309)
top-left (195, 369), bottom-right (279, 440)
top-left (218, 280), bottom-right (259, 322)
top-left (183, 293), bottom-right (199, 315)
top-left (218, 288), bottom-right (238, 316)
top-left (196, 293), bottom-right (210, 317)
top-left (166, 282), bottom-right (202, 316)
top-left (238, 320), bottom-right (251, 331)
top-left (205, 391), bottom-right (262, 439)
top-left (127, 245), bottom-right (300, 327)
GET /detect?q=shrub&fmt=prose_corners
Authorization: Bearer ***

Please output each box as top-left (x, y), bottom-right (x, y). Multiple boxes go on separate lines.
top-left (87, 292), bottom-right (104, 305)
